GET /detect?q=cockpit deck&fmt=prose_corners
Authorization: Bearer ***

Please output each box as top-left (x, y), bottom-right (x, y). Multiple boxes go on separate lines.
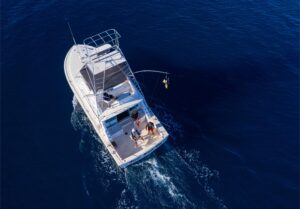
top-left (105, 108), bottom-right (161, 160)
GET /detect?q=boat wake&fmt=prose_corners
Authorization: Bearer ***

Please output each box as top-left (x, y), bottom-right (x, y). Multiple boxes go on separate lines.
top-left (70, 97), bottom-right (227, 209)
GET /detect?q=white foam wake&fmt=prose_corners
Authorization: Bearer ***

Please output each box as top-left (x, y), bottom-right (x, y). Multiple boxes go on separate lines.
top-left (70, 96), bottom-right (227, 209)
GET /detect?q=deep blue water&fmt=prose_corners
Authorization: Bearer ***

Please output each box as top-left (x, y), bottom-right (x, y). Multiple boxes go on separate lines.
top-left (2, 0), bottom-right (299, 209)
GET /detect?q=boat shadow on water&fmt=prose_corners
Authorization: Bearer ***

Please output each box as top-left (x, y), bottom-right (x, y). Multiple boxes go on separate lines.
top-left (71, 97), bottom-right (227, 209)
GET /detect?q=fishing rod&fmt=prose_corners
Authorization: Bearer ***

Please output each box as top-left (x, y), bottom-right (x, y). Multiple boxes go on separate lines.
top-left (131, 69), bottom-right (171, 89)
top-left (133, 69), bottom-right (170, 75)
top-left (67, 21), bottom-right (77, 45)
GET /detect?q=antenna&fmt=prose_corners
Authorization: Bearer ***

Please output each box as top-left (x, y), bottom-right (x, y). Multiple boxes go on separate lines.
top-left (67, 22), bottom-right (77, 45)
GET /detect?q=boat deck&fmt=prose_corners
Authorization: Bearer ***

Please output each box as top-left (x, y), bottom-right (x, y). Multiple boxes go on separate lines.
top-left (64, 39), bottom-right (169, 167)
top-left (112, 121), bottom-right (142, 159)
top-left (111, 116), bottom-right (161, 160)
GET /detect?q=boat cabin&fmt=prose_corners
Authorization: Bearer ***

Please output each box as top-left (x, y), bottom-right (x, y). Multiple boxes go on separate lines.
top-left (79, 45), bottom-right (137, 113)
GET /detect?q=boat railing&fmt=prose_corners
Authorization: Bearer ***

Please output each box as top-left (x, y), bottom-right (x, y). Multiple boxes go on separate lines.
top-left (77, 82), bottom-right (103, 118)
top-left (83, 29), bottom-right (121, 48)
top-left (105, 48), bottom-right (154, 115)
top-left (116, 55), bottom-right (154, 116)
top-left (82, 29), bottom-right (153, 118)
top-left (99, 47), bottom-right (154, 117)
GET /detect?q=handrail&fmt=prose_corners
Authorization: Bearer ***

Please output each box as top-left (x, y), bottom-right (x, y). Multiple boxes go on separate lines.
top-left (81, 29), bottom-right (154, 118)
top-left (83, 29), bottom-right (121, 48)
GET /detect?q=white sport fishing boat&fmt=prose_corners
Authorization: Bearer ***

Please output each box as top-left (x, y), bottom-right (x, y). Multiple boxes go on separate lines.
top-left (64, 29), bottom-right (169, 168)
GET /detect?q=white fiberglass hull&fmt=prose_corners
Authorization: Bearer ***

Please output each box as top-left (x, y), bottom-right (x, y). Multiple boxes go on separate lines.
top-left (64, 45), bottom-right (168, 168)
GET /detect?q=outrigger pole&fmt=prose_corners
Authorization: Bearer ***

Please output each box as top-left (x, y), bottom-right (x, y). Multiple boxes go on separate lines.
top-left (132, 69), bottom-right (170, 89)
top-left (133, 69), bottom-right (170, 75)
top-left (67, 21), bottom-right (77, 45)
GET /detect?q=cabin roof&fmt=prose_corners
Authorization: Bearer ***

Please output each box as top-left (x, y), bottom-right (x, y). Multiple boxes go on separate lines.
top-left (80, 61), bottom-right (128, 92)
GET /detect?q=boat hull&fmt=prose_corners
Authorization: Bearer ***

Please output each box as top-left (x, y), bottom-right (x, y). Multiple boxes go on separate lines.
top-left (64, 45), bottom-right (169, 168)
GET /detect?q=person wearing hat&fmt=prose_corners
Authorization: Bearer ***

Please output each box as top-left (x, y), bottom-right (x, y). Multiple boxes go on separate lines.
top-left (131, 110), bottom-right (141, 128)
top-left (146, 121), bottom-right (156, 136)
top-left (131, 128), bottom-right (143, 147)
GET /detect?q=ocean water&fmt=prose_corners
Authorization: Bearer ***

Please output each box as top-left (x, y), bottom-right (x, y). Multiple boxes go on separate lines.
top-left (1, 0), bottom-right (299, 209)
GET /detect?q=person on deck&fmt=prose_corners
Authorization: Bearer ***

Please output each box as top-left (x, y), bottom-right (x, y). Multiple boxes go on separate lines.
top-left (131, 110), bottom-right (141, 128)
top-left (146, 121), bottom-right (156, 136)
top-left (131, 128), bottom-right (143, 147)
top-left (103, 92), bottom-right (116, 101)
top-left (103, 92), bottom-right (116, 107)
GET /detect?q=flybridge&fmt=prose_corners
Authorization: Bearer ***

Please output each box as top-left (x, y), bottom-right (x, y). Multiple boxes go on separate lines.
top-left (80, 30), bottom-right (145, 109)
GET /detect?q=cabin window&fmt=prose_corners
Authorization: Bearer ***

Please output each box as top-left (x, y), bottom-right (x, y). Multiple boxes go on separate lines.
top-left (116, 111), bottom-right (129, 122)
top-left (105, 117), bottom-right (118, 128)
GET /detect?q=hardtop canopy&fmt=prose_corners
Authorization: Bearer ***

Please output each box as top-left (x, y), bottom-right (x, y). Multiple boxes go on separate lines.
top-left (80, 62), bottom-right (128, 92)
